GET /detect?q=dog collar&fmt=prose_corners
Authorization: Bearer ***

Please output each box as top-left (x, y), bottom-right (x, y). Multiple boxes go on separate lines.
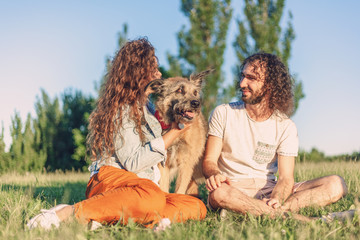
top-left (154, 110), bottom-right (171, 130)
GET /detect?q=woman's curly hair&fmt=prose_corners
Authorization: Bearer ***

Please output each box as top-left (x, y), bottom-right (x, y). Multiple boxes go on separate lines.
top-left (87, 38), bottom-right (158, 160)
top-left (239, 52), bottom-right (294, 117)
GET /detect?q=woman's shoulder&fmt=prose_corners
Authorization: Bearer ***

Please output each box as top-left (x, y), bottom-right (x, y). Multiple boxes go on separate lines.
top-left (116, 104), bottom-right (135, 128)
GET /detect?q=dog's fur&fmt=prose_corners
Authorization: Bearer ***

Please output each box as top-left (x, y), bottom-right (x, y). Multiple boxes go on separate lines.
top-left (146, 70), bottom-right (212, 195)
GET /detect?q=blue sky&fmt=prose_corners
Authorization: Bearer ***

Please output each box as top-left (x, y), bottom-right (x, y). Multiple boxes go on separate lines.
top-left (0, 0), bottom-right (359, 156)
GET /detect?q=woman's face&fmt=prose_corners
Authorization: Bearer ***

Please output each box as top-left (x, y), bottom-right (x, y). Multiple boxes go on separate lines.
top-left (152, 65), bottom-right (162, 81)
top-left (144, 57), bottom-right (162, 96)
top-left (150, 57), bottom-right (162, 81)
top-left (153, 68), bottom-right (162, 80)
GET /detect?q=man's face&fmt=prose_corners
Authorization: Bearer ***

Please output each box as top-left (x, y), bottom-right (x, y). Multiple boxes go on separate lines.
top-left (239, 62), bottom-right (266, 105)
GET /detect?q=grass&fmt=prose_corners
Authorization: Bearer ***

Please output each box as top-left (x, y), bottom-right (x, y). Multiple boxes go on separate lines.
top-left (1, 161), bottom-right (359, 239)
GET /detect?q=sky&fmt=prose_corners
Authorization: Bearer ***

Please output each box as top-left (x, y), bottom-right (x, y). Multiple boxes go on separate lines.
top-left (0, 0), bottom-right (359, 156)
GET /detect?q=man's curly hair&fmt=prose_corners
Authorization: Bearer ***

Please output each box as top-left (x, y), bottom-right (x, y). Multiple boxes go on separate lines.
top-left (239, 52), bottom-right (294, 117)
top-left (87, 38), bottom-right (158, 160)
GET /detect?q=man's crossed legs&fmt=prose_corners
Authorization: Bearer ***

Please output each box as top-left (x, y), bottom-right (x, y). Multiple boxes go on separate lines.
top-left (208, 175), bottom-right (348, 219)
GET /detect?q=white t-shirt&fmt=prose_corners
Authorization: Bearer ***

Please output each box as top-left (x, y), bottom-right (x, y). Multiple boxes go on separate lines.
top-left (208, 102), bottom-right (299, 181)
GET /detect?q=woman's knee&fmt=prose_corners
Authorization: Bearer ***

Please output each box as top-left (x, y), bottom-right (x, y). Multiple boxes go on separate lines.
top-left (138, 187), bottom-right (167, 212)
top-left (192, 197), bottom-right (207, 219)
top-left (122, 181), bottom-right (167, 213)
top-left (185, 196), bottom-right (207, 219)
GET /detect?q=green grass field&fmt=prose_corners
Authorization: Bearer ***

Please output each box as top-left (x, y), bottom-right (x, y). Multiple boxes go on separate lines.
top-left (1, 161), bottom-right (359, 240)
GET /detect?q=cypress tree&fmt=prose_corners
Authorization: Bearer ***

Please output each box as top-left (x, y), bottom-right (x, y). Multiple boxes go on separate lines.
top-left (34, 89), bottom-right (62, 171)
top-left (97, 23), bottom-right (129, 93)
top-left (233, 0), bottom-right (304, 114)
top-left (61, 88), bottom-right (94, 170)
top-left (22, 113), bottom-right (41, 171)
top-left (7, 112), bottom-right (46, 173)
top-left (168, 0), bottom-right (233, 118)
top-left (0, 123), bottom-right (10, 172)
top-left (9, 112), bottom-right (23, 171)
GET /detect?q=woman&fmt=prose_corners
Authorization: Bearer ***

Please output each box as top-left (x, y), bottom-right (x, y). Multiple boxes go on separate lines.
top-left (27, 38), bottom-right (207, 230)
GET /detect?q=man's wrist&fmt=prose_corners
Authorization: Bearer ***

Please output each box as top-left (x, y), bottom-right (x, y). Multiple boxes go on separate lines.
top-left (205, 170), bottom-right (223, 178)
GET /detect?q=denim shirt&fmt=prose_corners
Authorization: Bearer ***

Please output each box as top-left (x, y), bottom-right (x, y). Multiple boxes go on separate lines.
top-left (88, 101), bottom-right (166, 184)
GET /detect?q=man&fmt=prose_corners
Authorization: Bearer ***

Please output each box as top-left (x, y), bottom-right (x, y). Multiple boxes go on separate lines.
top-left (203, 53), bottom-right (347, 218)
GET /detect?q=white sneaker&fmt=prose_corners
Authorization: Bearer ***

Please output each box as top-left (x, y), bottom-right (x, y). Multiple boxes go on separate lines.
top-left (27, 204), bottom-right (69, 230)
top-left (153, 218), bottom-right (171, 232)
top-left (88, 220), bottom-right (103, 231)
top-left (320, 209), bottom-right (356, 223)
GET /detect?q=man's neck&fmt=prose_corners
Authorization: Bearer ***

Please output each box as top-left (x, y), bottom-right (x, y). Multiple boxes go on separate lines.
top-left (244, 101), bottom-right (273, 122)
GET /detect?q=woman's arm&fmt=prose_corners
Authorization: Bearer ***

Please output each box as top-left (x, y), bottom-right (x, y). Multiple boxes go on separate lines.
top-left (115, 121), bottom-right (190, 173)
top-left (162, 122), bottom-right (189, 149)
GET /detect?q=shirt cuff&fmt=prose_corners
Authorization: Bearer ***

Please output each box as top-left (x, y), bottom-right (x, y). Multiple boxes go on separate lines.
top-left (277, 151), bottom-right (298, 157)
top-left (150, 137), bottom-right (166, 155)
top-left (208, 131), bottom-right (223, 139)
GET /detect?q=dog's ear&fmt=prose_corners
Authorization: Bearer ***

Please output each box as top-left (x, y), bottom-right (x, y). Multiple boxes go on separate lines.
top-left (189, 68), bottom-right (215, 87)
top-left (144, 79), bottom-right (164, 95)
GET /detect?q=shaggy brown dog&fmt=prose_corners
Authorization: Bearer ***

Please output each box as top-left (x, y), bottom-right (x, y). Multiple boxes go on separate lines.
top-left (146, 70), bottom-right (212, 196)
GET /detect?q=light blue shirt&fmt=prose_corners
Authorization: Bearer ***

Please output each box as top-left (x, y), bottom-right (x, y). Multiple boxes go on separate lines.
top-left (88, 101), bottom-right (166, 184)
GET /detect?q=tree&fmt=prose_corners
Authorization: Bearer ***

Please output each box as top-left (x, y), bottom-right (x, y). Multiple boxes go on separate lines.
top-left (33, 88), bottom-right (95, 171)
top-left (168, 0), bottom-right (233, 118)
top-left (60, 88), bottom-right (94, 170)
top-left (72, 127), bottom-right (88, 171)
top-left (0, 123), bottom-right (10, 172)
top-left (22, 114), bottom-right (42, 171)
top-left (34, 89), bottom-right (62, 171)
top-left (9, 111), bottom-right (23, 171)
top-left (7, 112), bottom-right (44, 172)
top-left (233, 0), bottom-right (304, 114)
top-left (97, 23), bottom-right (129, 93)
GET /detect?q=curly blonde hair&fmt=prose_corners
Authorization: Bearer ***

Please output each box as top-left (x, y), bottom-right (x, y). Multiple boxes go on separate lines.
top-left (87, 38), bottom-right (158, 160)
top-left (239, 53), bottom-right (294, 117)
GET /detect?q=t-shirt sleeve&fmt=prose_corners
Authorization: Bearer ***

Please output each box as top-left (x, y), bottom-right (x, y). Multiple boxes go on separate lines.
top-left (277, 121), bottom-right (299, 157)
top-left (208, 104), bottom-right (226, 139)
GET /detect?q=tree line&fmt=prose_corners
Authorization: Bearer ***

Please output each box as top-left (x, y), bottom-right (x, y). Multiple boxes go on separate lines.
top-left (1, 0), bottom-right (333, 173)
top-left (0, 89), bottom-right (95, 172)
top-left (296, 148), bottom-right (360, 163)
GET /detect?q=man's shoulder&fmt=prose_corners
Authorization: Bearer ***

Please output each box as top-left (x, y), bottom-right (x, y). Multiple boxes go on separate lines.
top-left (212, 101), bottom-right (245, 115)
top-left (228, 101), bottom-right (245, 109)
top-left (209, 101), bottom-right (244, 122)
top-left (215, 101), bottom-right (244, 111)
top-left (271, 112), bottom-right (297, 130)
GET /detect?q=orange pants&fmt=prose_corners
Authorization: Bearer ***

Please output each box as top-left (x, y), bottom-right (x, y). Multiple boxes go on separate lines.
top-left (73, 166), bottom-right (206, 228)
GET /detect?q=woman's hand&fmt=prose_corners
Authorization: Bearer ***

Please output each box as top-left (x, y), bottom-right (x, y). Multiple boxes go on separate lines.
top-left (163, 121), bottom-right (192, 149)
top-left (170, 121), bottom-right (192, 131)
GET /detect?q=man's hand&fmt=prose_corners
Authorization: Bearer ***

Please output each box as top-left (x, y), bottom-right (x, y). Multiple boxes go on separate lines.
top-left (205, 173), bottom-right (231, 192)
top-left (262, 197), bottom-right (281, 209)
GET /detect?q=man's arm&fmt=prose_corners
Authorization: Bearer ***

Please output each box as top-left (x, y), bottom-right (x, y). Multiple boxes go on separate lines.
top-left (202, 135), bottom-right (231, 192)
top-left (265, 155), bottom-right (295, 209)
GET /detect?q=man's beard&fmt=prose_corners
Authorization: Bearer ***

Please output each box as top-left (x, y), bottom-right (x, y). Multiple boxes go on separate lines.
top-left (241, 88), bottom-right (265, 105)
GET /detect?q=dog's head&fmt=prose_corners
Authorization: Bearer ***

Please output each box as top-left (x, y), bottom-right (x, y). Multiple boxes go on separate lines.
top-left (146, 69), bottom-right (213, 125)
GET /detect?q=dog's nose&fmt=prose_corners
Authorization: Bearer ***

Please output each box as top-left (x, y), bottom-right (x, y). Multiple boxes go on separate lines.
top-left (191, 100), bottom-right (200, 108)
